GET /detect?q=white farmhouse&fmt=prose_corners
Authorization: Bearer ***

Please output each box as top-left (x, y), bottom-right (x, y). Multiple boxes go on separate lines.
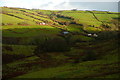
top-left (88, 34), bottom-right (92, 36)
top-left (42, 22), bottom-right (46, 25)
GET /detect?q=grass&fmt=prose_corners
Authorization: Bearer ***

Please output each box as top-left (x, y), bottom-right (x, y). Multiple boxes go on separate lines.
top-left (18, 9), bottom-right (39, 14)
top-left (95, 14), bottom-right (118, 23)
top-left (33, 10), bottom-right (53, 15)
top-left (8, 13), bottom-right (43, 23)
top-left (67, 24), bottom-right (84, 33)
top-left (2, 14), bottom-right (24, 25)
top-left (2, 25), bottom-right (55, 29)
top-left (3, 44), bottom-right (36, 56)
top-left (2, 7), bottom-right (21, 13)
top-left (3, 25), bottom-right (60, 37)
top-left (61, 11), bottom-right (118, 28)
top-left (70, 35), bottom-right (93, 42)
top-left (3, 28), bottom-right (60, 37)
top-left (2, 7), bottom-right (55, 26)
top-left (84, 27), bottom-right (101, 32)
top-left (5, 56), bottom-right (39, 67)
top-left (61, 12), bottom-right (102, 27)
top-left (28, 14), bottom-right (53, 23)
top-left (2, 7), bottom-right (119, 79)
top-left (15, 53), bottom-right (119, 78)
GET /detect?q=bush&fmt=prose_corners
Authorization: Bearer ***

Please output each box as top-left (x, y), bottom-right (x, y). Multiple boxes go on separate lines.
top-left (71, 9), bottom-right (77, 11)
top-left (81, 50), bottom-right (97, 61)
top-left (2, 23), bottom-right (5, 26)
top-left (101, 24), bottom-right (111, 29)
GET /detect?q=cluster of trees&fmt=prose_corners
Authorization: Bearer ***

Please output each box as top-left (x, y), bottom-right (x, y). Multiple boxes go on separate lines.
top-left (34, 37), bottom-right (70, 56)
top-left (33, 35), bottom-right (98, 63)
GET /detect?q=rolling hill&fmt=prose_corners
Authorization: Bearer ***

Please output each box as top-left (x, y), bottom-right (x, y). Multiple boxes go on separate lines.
top-left (1, 7), bottom-right (120, 79)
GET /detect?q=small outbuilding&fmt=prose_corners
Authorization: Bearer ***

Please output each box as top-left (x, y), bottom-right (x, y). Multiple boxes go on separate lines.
top-left (87, 33), bottom-right (98, 37)
top-left (38, 22), bottom-right (47, 25)
top-left (88, 34), bottom-right (92, 36)
top-left (63, 31), bottom-right (69, 35)
top-left (93, 34), bottom-right (98, 37)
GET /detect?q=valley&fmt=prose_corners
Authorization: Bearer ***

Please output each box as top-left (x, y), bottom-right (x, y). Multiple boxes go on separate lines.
top-left (1, 7), bottom-right (120, 79)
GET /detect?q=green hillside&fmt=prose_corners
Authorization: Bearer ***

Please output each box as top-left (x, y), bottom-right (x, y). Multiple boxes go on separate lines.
top-left (1, 7), bottom-right (119, 79)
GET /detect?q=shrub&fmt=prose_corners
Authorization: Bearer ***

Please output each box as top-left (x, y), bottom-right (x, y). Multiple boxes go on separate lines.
top-left (101, 24), bottom-right (111, 29)
top-left (2, 23), bottom-right (5, 26)
top-left (81, 50), bottom-right (97, 61)
top-left (71, 9), bottom-right (77, 11)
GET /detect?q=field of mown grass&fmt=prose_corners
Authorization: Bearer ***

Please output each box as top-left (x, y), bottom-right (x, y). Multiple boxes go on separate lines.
top-left (2, 14), bottom-right (26, 25)
top-left (2, 7), bottom-right (119, 79)
top-left (60, 10), bottom-right (118, 28)
top-left (61, 11), bottom-right (102, 26)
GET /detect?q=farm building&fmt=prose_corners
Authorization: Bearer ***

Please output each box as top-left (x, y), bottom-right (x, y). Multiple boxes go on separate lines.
top-left (38, 22), bottom-right (47, 25)
top-left (88, 34), bottom-right (92, 36)
top-left (63, 31), bottom-right (69, 34)
top-left (93, 34), bottom-right (98, 37)
top-left (87, 33), bottom-right (98, 37)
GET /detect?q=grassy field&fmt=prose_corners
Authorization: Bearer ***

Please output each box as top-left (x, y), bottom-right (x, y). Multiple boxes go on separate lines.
top-left (2, 7), bottom-right (119, 79)
top-left (16, 53), bottom-right (118, 78)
